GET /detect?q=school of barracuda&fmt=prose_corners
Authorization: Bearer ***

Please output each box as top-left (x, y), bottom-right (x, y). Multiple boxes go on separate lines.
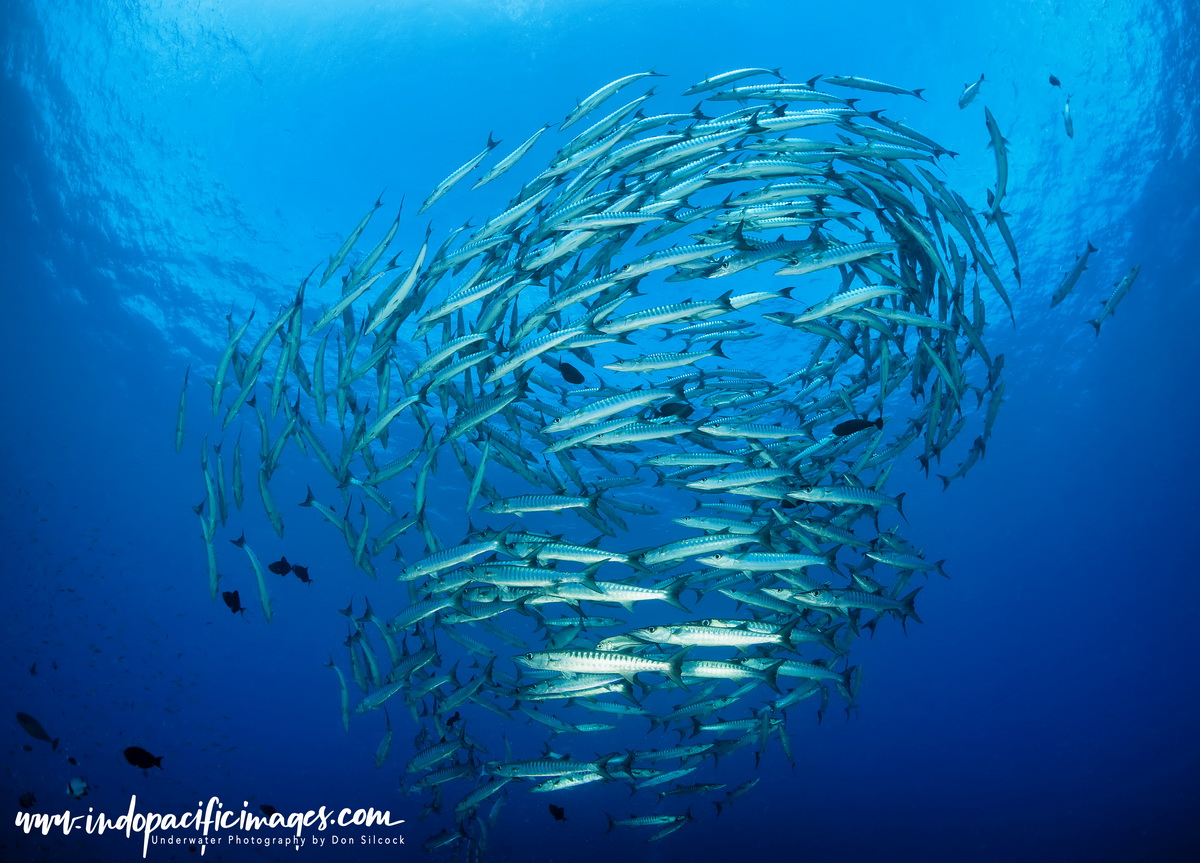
top-left (178, 69), bottom-right (1133, 856)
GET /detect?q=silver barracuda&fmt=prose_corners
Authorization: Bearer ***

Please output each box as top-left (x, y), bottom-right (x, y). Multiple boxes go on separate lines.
top-left (175, 69), bottom-right (1078, 858)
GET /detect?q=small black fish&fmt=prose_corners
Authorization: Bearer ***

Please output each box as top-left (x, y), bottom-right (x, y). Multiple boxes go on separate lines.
top-left (1049, 74), bottom-right (1061, 87)
top-left (445, 711), bottom-right (461, 728)
top-left (292, 564), bottom-right (312, 583)
top-left (559, 362), bottom-right (585, 385)
top-left (222, 590), bottom-right (246, 615)
top-left (548, 804), bottom-right (567, 822)
top-left (22, 745), bottom-right (32, 751)
top-left (657, 401), bottom-right (694, 419)
top-left (832, 417), bottom-right (883, 436)
top-left (268, 556), bottom-right (292, 576)
top-left (67, 757), bottom-right (78, 765)
top-left (124, 746), bottom-right (164, 770)
top-left (29, 663), bottom-right (36, 676)
top-left (260, 804), bottom-right (277, 816)
top-left (19, 792), bottom-right (36, 809)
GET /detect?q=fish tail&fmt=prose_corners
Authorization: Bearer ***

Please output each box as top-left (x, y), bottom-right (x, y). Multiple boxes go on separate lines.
top-left (938, 474), bottom-right (952, 492)
top-left (605, 813), bottom-right (617, 834)
top-left (1087, 319), bottom-right (1102, 336)
top-left (761, 660), bottom-right (785, 695)
top-left (665, 650), bottom-right (689, 689)
top-left (663, 576), bottom-right (691, 613)
top-left (901, 587), bottom-right (923, 625)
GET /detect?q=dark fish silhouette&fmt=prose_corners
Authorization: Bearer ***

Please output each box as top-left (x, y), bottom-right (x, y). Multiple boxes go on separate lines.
top-left (657, 401), bottom-right (694, 419)
top-left (260, 804), bottom-right (277, 816)
top-left (445, 711), bottom-right (461, 728)
top-left (832, 417), bottom-right (883, 436)
top-left (268, 556), bottom-right (292, 576)
top-left (1049, 74), bottom-right (1061, 87)
top-left (19, 792), bottom-right (36, 809)
top-left (549, 804), bottom-right (567, 821)
top-left (124, 746), bottom-right (164, 769)
top-left (222, 590), bottom-right (246, 615)
top-left (29, 663), bottom-right (36, 676)
top-left (559, 362), bottom-right (585, 384)
top-left (292, 564), bottom-right (312, 583)
top-left (22, 744), bottom-right (32, 751)
top-left (16, 712), bottom-right (58, 750)
top-left (67, 757), bottom-right (78, 765)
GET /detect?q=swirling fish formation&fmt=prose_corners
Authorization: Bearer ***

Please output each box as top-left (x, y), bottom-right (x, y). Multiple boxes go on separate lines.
top-left (183, 69), bottom-right (1019, 856)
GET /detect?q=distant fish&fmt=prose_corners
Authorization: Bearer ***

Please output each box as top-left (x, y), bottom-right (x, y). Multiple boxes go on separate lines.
top-left (1049, 73), bottom-right (1062, 87)
top-left (22, 744), bottom-right (32, 751)
top-left (1051, 241), bottom-right (1098, 307)
top-left (1088, 265), bottom-right (1141, 335)
top-left (260, 804), bottom-right (277, 816)
top-left (16, 712), bottom-right (58, 750)
top-left (124, 746), bottom-right (164, 770)
top-left (958, 74), bottom-right (984, 109)
top-left (29, 663), bottom-right (36, 676)
top-left (446, 711), bottom-right (462, 728)
top-left (559, 362), bottom-right (585, 384)
top-left (268, 556), bottom-right (292, 576)
top-left (67, 777), bottom-right (89, 799)
top-left (657, 401), bottom-right (694, 419)
top-left (549, 804), bottom-right (567, 821)
top-left (1062, 95), bottom-right (1074, 138)
top-left (292, 564), bottom-right (313, 584)
top-left (832, 418), bottom-right (883, 436)
top-left (67, 756), bottom-right (78, 765)
top-left (19, 792), bottom-right (36, 809)
top-left (222, 590), bottom-right (246, 615)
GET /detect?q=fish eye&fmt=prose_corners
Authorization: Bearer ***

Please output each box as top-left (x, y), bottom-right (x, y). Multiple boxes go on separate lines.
top-left (523, 653), bottom-right (534, 660)
top-left (810, 590), bottom-right (822, 597)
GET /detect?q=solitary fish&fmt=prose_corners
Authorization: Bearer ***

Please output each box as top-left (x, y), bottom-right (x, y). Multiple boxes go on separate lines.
top-left (19, 792), bottom-right (36, 808)
top-left (1051, 241), bottom-right (1098, 307)
top-left (1049, 74), bottom-right (1062, 87)
top-left (268, 556), bottom-right (292, 576)
top-left (222, 590), bottom-right (246, 615)
top-left (292, 564), bottom-right (313, 584)
top-left (260, 804), bottom-right (277, 816)
top-left (559, 362), bottom-right (585, 384)
top-left (657, 401), bottom-right (694, 419)
top-left (16, 712), bottom-right (58, 750)
top-left (832, 418), bottom-right (883, 436)
top-left (1063, 96), bottom-right (1074, 138)
top-left (124, 746), bottom-right (164, 770)
top-left (549, 804), bottom-right (567, 822)
top-left (958, 74), bottom-right (984, 109)
top-left (67, 777), bottom-right (89, 799)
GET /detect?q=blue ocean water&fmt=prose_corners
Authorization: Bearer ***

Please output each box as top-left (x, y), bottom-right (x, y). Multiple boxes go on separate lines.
top-left (3, 1), bottom-right (1199, 861)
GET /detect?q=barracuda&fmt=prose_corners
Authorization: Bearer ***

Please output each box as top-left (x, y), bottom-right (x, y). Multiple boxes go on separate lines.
top-left (419, 134), bottom-right (502, 214)
top-left (177, 70), bottom-right (1057, 854)
top-left (518, 648), bottom-right (688, 688)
